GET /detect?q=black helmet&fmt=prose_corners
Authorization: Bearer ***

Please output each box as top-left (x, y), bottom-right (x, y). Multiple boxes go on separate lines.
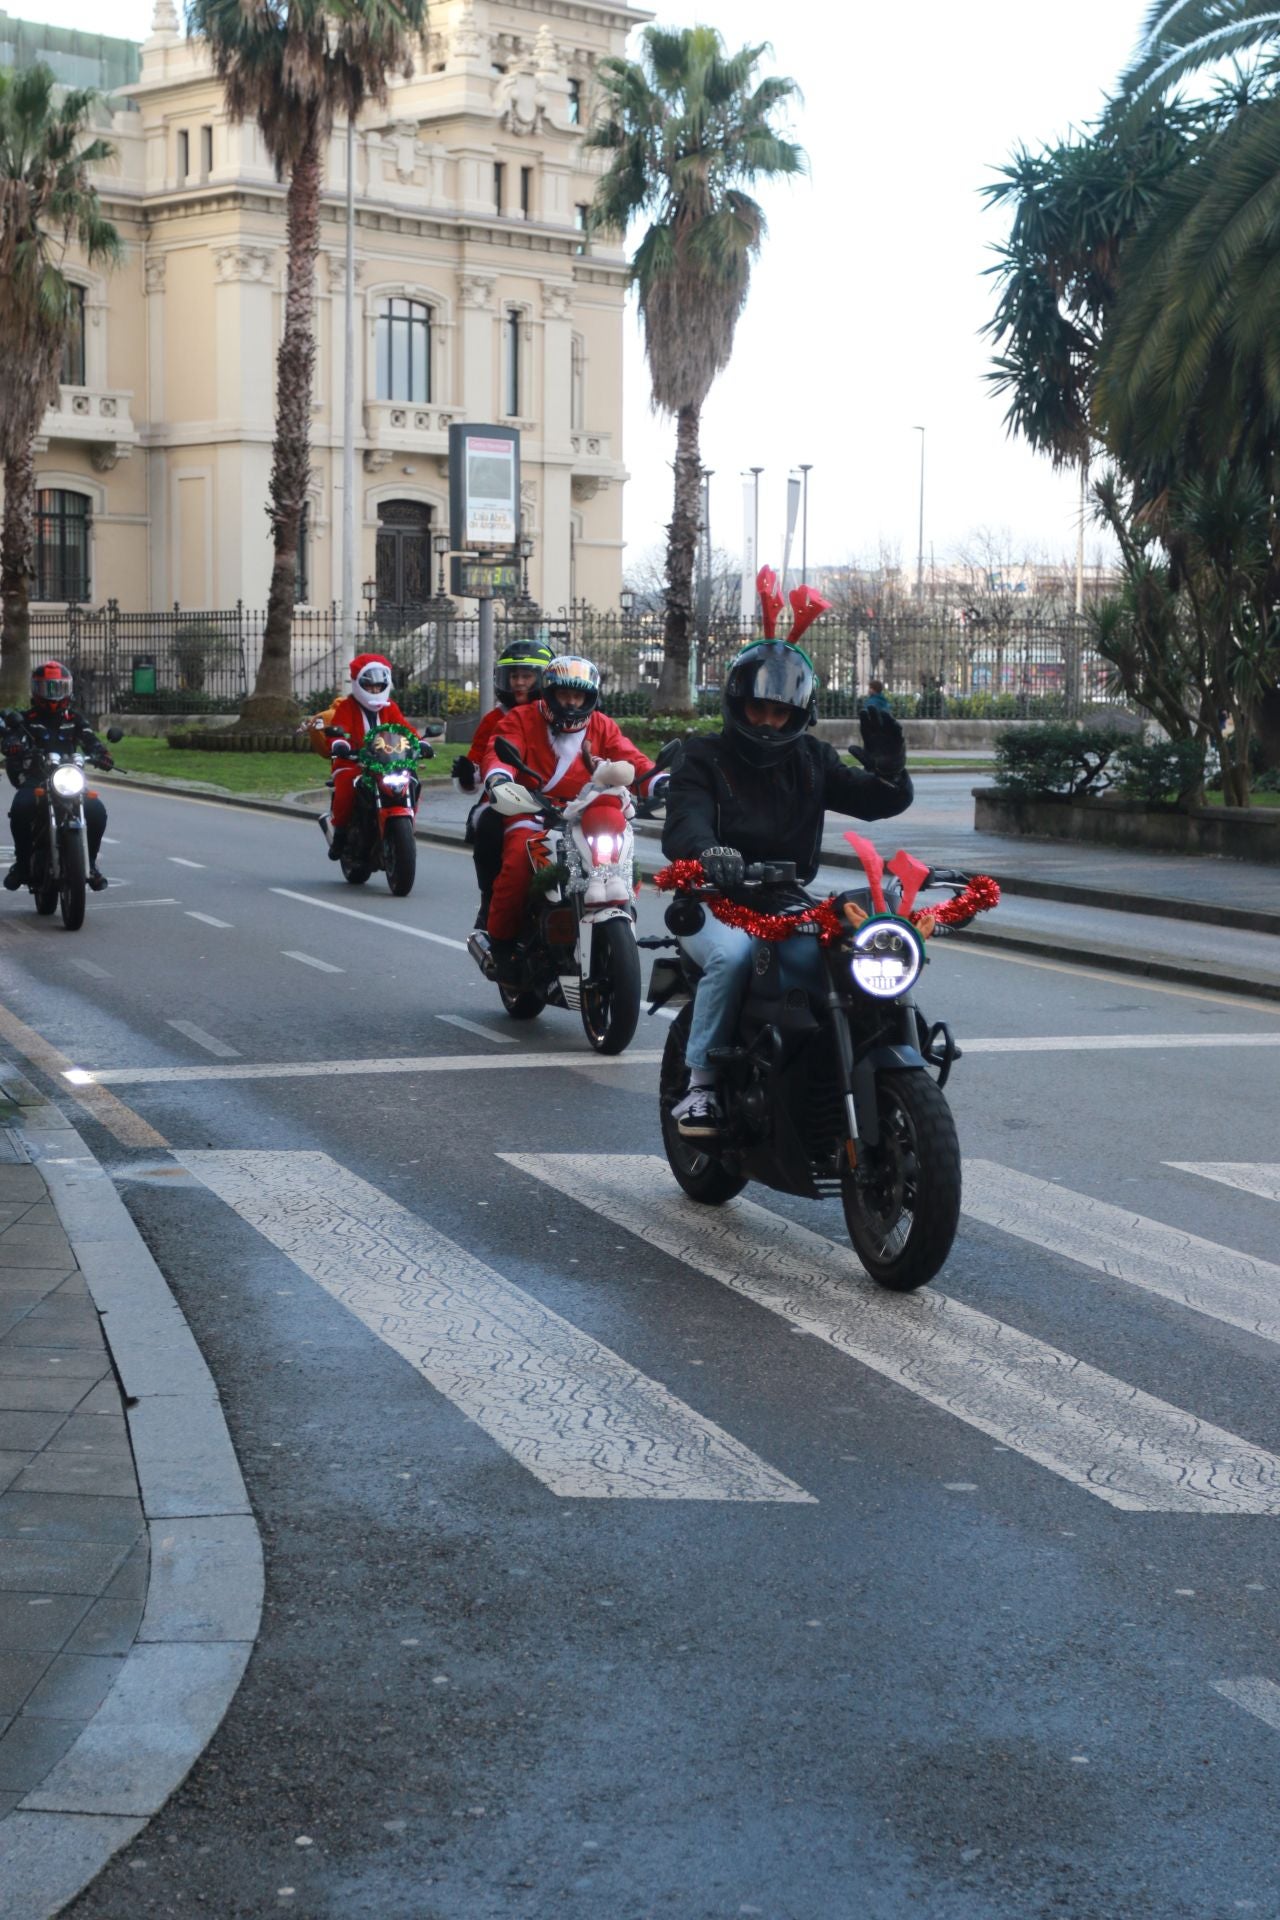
top-left (494, 639), bottom-right (554, 710)
top-left (722, 642), bottom-right (817, 767)
top-left (539, 655), bottom-right (600, 733)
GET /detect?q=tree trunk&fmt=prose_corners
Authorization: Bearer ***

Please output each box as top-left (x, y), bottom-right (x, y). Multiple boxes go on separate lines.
top-left (656, 403), bottom-right (701, 714)
top-left (0, 442), bottom-right (36, 708)
top-left (239, 118), bottom-right (322, 729)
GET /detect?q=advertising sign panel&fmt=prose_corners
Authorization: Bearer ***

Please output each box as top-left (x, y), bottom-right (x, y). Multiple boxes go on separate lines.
top-left (448, 422), bottom-right (521, 595)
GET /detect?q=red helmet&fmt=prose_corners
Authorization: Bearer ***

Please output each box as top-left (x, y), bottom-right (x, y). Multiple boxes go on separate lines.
top-left (32, 661), bottom-right (73, 711)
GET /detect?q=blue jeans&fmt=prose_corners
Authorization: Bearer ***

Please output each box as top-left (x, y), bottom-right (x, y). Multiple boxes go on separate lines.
top-left (679, 914), bottom-right (827, 1070)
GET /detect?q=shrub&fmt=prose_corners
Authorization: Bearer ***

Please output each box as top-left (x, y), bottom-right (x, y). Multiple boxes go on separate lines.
top-left (1112, 737), bottom-right (1205, 808)
top-left (994, 724), bottom-right (1129, 799)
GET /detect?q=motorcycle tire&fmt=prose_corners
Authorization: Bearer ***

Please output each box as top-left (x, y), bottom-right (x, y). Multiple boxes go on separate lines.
top-left (499, 981), bottom-right (544, 1020)
top-left (59, 834), bottom-right (87, 932)
top-left (841, 1068), bottom-right (960, 1292)
top-left (580, 917), bottom-right (641, 1056)
top-left (383, 817), bottom-right (416, 897)
top-left (33, 875), bottom-right (58, 916)
top-left (658, 1004), bottom-right (746, 1207)
top-left (340, 849), bottom-right (371, 886)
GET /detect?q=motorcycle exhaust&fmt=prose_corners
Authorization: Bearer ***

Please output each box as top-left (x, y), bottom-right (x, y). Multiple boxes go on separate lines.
top-left (467, 931), bottom-right (497, 981)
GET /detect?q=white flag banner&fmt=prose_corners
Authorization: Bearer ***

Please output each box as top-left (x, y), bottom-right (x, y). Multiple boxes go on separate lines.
top-left (781, 474), bottom-right (802, 592)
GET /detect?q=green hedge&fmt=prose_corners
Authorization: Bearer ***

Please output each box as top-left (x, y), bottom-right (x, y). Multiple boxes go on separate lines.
top-left (994, 725), bottom-right (1129, 799)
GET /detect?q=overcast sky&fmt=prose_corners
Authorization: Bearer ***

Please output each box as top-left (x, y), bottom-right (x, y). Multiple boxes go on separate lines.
top-left (36, 0), bottom-right (1148, 576)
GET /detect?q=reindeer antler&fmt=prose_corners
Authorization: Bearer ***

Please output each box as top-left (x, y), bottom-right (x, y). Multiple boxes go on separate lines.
top-left (757, 567), bottom-right (784, 638)
top-left (787, 585), bottom-right (832, 647)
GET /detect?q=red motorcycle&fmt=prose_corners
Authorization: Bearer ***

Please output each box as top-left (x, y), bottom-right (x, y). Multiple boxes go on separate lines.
top-left (322, 721), bottom-right (437, 896)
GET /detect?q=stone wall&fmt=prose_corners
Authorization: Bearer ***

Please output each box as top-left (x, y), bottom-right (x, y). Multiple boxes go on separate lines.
top-left (974, 789), bottom-right (1280, 865)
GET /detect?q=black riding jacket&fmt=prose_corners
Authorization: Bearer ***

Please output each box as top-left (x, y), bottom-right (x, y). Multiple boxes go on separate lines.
top-left (661, 732), bottom-right (913, 885)
top-left (1, 707), bottom-right (106, 790)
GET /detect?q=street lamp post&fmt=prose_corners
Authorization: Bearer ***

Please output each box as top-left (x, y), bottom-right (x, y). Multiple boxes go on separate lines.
top-left (750, 466), bottom-right (763, 580)
top-left (341, 116), bottom-right (357, 653)
top-left (912, 426), bottom-right (925, 600)
top-left (798, 463), bottom-right (813, 583)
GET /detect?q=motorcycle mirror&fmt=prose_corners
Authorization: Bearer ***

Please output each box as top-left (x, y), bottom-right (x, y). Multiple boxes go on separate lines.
top-left (419, 742), bottom-right (435, 760)
top-left (421, 720), bottom-right (446, 738)
top-left (654, 738), bottom-right (683, 771)
top-left (494, 738), bottom-right (520, 766)
top-left (106, 727), bottom-right (124, 743)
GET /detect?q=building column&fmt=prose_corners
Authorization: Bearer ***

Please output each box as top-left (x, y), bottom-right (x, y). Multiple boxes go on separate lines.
top-left (539, 281), bottom-right (574, 611)
top-left (144, 251), bottom-right (167, 607)
top-left (213, 244), bottom-right (278, 607)
top-left (458, 272), bottom-right (495, 419)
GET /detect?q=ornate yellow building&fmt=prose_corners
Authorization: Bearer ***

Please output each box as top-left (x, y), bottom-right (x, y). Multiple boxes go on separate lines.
top-left (27, 0), bottom-right (640, 621)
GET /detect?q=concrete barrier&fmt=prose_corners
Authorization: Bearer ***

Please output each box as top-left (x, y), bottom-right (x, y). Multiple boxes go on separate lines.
top-left (975, 787), bottom-right (1280, 864)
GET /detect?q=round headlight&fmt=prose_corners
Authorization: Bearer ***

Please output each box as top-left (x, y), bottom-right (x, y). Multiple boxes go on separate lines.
top-left (50, 765), bottom-right (86, 798)
top-left (850, 917), bottom-right (924, 1000)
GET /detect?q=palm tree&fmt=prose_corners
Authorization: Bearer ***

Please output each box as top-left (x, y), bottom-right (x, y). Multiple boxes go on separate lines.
top-left (587, 27), bottom-right (804, 711)
top-left (1117, 0), bottom-right (1280, 120)
top-left (188, 0), bottom-right (426, 727)
top-left (0, 65), bottom-right (119, 705)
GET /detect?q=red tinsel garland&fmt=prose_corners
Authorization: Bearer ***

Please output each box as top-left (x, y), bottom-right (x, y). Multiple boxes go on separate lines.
top-left (653, 860), bottom-right (1000, 942)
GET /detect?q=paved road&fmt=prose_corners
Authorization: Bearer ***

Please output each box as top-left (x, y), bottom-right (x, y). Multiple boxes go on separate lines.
top-left (3, 786), bottom-right (1280, 1918)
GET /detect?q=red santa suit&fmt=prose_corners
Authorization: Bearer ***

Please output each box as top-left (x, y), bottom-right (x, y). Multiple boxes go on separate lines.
top-left (481, 704), bottom-right (657, 940)
top-left (308, 655), bottom-right (411, 830)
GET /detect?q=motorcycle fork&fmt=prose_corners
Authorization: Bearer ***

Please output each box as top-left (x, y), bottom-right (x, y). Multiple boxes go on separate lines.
top-left (823, 977), bottom-right (867, 1158)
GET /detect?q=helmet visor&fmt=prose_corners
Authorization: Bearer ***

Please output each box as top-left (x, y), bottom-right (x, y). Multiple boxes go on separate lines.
top-left (356, 665), bottom-right (393, 696)
top-left (34, 671), bottom-right (72, 704)
top-left (739, 647), bottom-right (814, 711)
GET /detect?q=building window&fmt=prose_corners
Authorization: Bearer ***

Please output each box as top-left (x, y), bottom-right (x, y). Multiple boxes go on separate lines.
top-left (295, 503), bottom-right (310, 606)
top-left (493, 161), bottom-right (505, 214)
top-left (574, 203), bottom-right (588, 257)
top-left (60, 285), bottom-right (86, 387)
top-left (375, 499), bottom-right (432, 609)
top-left (176, 128), bottom-right (189, 180)
top-left (567, 78), bottom-right (581, 126)
top-left (571, 333), bottom-right (585, 431)
top-left (34, 490), bottom-right (91, 603)
top-left (520, 166), bottom-right (533, 218)
top-left (375, 298), bottom-right (432, 403)
top-left (200, 124), bottom-right (213, 176)
top-left (504, 309), bottom-right (521, 418)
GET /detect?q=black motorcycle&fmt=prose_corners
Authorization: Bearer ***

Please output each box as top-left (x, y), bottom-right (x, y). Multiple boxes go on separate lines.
top-left (20, 728), bottom-right (123, 932)
top-left (322, 720), bottom-right (442, 896)
top-left (648, 859), bottom-right (992, 1293)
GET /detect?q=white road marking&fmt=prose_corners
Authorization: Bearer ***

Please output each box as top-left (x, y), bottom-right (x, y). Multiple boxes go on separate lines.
top-left (1169, 1163), bottom-right (1280, 1205)
top-left (186, 911), bottom-right (232, 930)
top-left (964, 1033), bottom-right (1280, 1054)
top-left (942, 944), bottom-right (1280, 1018)
top-left (436, 1014), bottom-right (518, 1045)
top-left (169, 856), bottom-right (206, 868)
top-left (165, 1019), bottom-right (240, 1060)
top-left (175, 1149), bottom-right (811, 1504)
top-left (1214, 1678), bottom-right (1280, 1734)
top-left (101, 837), bottom-right (120, 845)
top-left (68, 957), bottom-right (110, 980)
top-left (505, 1154), bottom-right (1280, 1515)
top-left (283, 951), bottom-right (344, 975)
top-left (271, 888), bottom-right (468, 951)
top-left (963, 1160), bottom-right (1280, 1347)
top-left (69, 1050), bottom-right (665, 1086)
top-left (92, 897), bottom-right (179, 910)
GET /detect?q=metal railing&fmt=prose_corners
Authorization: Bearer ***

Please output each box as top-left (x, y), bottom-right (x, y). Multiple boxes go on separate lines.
top-left (27, 600), bottom-right (1122, 724)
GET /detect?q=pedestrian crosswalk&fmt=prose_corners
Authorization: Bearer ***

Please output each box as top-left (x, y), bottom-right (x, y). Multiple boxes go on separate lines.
top-left (178, 1146), bottom-right (1280, 1516)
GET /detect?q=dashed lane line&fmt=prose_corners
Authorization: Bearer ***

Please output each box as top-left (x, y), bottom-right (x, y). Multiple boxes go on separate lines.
top-left (1169, 1163), bottom-right (1280, 1206)
top-left (271, 888), bottom-right (468, 951)
top-left (435, 1014), bottom-right (518, 1045)
top-left (70, 1050), bottom-right (666, 1086)
top-left (176, 1149), bottom-right (813, 1505)
top-left (283, 951), bottom-right (344, 974)
top-left (186, 911), bottom-right (232, 929)
top-left (165, 1020), bottom-right (241, 1061)
top-left (1214, 1679), bottom-right (1280, 1735)
top-left (507, 1153), bottom-right (1280, 1516)
top-left (168, 857), bottom-right (206, 869)
top-left (67, 958), bottom-right (110, 980)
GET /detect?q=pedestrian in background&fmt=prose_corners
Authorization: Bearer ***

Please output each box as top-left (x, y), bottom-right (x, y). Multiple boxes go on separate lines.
top-left (860, 679), bottom-right (893, 715)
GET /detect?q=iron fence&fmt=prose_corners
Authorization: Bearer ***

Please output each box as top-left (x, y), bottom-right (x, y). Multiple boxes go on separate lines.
top-left (27, 600), bottom-right (1122, 724)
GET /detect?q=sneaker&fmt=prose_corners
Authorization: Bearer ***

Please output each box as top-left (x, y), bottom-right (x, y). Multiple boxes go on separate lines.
top-left (88, 868), bottom-right (108, 892)
top-left (671, 1085), bottom-right (722, 1139)
top-left (3, 865), bottom-right (25, 892)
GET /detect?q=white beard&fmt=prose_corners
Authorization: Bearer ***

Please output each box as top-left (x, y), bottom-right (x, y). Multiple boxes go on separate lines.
top-left (353, 684), bottom-right (393, 712)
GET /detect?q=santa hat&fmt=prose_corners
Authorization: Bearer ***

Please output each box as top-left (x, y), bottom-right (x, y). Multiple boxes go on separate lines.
top-left (349, 653), bottom-right (393, 681)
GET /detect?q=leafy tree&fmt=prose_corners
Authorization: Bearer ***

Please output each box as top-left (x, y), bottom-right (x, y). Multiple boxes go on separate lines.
top-left (587, 26), bottom-right (804, 710)
top-left (189, 0), bottom-right (426, 727)
top-left (0, 65), bottom-right (119, 703)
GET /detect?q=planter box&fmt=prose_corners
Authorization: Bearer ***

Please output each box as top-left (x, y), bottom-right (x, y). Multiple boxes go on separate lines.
top-left (974, 787), bottom-right (1280, 864)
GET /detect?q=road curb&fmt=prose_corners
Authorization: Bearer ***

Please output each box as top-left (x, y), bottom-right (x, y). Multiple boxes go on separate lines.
top-left (0, 1065), bottom-right (262, 1916)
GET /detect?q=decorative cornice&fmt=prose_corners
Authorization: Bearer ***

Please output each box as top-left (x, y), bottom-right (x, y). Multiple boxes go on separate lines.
top-left (540, 280), bottom-right (573, 321)
top-left (458, 272), bottom-right (495, 310)
top-left (213, 244), bottom-right (275, 284)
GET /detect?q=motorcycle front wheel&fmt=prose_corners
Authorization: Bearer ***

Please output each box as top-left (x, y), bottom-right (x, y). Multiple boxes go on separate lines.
top-left (32, 853), bottom-right (57, 916)
top-left (658, 1005), bottom-right (746, 1206)
top-left (581, 917), bottom-right (640, 1056)
top-left (383, 817), bottom-right (416, 897)
top-left (59, 833), bottom-right (87, 932)
top-left (841, 1069), bottom-right (960, 1292)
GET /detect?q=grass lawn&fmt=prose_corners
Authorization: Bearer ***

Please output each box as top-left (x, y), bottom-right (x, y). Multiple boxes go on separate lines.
top-left (105, 735), bottom-right (455, 800)
top-left (1200, 788), bottom-right (1280, 809)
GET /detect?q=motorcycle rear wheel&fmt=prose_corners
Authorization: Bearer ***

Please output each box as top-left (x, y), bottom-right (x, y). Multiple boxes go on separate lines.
top-left (499, 981), bottom-right (544, 1020)
top-left (841, 1069), bottom-right (960, 1292)
top-left (340, 848), bottom-right (371, 885)
top-left (581, 917), bottom-right (640, 1056)
top-left (659, 1005), bottom-right (746, 1206)
top-left (59, 834), bottom-right (87, 932)
top-left (383, 817), bottom-right (416, 897)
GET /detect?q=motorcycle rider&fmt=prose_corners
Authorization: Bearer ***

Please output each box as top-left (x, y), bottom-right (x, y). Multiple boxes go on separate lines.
top-left (481, 654), bottom-right (668, 982)
top-left (453, 637), bottom-right (554, 931)
top-left (307, 653), bottom-right (414, 861)
top-left (2, 662), bottom-right (113, 893)
top-left (660, 639), bottom-right (912, 1136)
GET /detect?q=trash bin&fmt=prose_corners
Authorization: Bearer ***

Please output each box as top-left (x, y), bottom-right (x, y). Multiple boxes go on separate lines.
top-left (131, 654), bottom-right (157, 696)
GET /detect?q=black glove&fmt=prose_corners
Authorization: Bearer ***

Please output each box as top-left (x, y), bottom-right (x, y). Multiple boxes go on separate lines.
top-left (453, 755), bottom-right (478, 792)
top-left (95, 753), bottom-right (114, 772)
top-left (699, 845), bottom-right (745, 890)
top-left (852, 707), bottom-right (906, 779)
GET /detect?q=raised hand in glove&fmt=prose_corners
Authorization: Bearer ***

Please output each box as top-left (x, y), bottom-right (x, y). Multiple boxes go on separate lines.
top-left (452, 754), bottom-right (478, 792)
top-left (852, 706), bottom-right (907, 779)
top-left (699, 845), bottom-right (745, 890)
top-left (95, 753), bottom-right (114, 772)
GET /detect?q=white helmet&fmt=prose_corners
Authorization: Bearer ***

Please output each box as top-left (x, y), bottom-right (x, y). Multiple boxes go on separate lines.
top-left (350, 653), bottom-right (395, 713)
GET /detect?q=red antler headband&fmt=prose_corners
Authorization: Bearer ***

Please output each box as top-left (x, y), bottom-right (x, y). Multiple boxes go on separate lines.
top-left (787, 585), bottom-right (832, 647)
top-left (756, 567), bottom-right (784, 638)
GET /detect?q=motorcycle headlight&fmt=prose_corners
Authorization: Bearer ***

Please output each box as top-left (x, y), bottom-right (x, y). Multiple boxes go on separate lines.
top-left (588, 832), bottom-right (617, 863)
top-left (850, 917), bottom-right (924, 1000)
top-left (379, 771), bottom-right (411, 792)
top-left (50, 765), bottom-right (86, 798)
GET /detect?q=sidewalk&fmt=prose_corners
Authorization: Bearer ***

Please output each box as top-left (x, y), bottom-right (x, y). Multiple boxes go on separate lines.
top-left (0, 1063), bottom-right (262, 1920)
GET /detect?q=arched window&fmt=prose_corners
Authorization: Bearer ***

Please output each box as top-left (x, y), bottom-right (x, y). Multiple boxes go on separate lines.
top-left (376, 298), bottom-right (432, 403)
top-left (35, 490), bottom-right (91, 603)
top-left (60, 285), bottom-right (86, 387)
top-left (375, 499), bottom-right (432, 610)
